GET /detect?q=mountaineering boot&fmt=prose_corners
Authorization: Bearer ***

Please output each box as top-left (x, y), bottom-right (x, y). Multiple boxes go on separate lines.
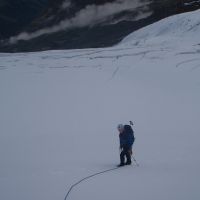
top-left (125, 161), bottom-right (132, 165)
top-left (117, 163), bottom-right (125, 167)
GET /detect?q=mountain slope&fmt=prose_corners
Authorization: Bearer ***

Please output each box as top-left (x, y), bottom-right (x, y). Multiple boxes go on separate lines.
top-left (0, 9), bottom-right (200, 200)
top-left (121, 7), bottom-right (200, 43)
top-left (0, 0), bottom-right (49, 38)
top-left (0, 0), bottom-right (200, 52)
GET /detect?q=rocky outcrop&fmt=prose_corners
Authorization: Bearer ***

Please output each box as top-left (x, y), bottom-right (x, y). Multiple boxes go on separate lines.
top-left (0, 0), bottom-right (49, 39)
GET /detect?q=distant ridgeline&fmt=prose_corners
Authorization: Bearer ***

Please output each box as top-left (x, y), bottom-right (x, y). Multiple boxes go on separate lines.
top-left (0, 0), bottom-right (200, 52)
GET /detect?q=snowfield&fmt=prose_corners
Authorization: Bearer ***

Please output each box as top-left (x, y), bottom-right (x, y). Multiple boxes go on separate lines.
top-left (0, 9), bottom-right (200, 200)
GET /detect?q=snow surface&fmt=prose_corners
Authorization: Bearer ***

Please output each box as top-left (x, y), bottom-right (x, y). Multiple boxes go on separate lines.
top-left (0, 9), bottom-right (200, 200)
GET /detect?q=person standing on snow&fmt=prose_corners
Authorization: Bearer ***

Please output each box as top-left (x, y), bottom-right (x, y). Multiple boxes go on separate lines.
top-left (117, 124), bottom-right (135, 167)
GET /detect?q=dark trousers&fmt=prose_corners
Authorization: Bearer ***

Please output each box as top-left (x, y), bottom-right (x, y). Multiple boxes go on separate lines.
top-left (120, 146), bottom-right (131, 164)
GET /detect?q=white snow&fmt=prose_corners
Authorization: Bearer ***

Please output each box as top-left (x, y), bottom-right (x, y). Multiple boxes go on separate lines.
top-left (0, 9), bottom-right (200, 200)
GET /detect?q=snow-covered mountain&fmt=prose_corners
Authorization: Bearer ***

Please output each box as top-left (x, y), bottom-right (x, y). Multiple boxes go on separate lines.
top-left (0, 0), bottom-right (200, 52)
top-left (0, 9), bottom-right (200, 200)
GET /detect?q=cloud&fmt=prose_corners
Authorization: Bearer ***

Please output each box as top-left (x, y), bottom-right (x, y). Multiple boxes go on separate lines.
top-left (9, 0), bottom-right (152, 44)
top-left (61, 0), bottom-right (72, 10)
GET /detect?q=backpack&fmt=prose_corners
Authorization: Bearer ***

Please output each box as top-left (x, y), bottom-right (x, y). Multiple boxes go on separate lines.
top-left (124, 125), bottom-right (135, 145)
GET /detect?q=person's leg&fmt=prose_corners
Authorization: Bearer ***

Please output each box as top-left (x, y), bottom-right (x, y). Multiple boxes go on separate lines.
top-left (119, 150), bottom-right (126, 165)
top-left (124, 147), bottom-right (132, 164)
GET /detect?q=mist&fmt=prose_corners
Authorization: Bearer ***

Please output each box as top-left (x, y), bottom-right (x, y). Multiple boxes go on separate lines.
top-left (61, 0), bottom-right (72, 10)
top-left (9, 0), bottom-right (152, 44)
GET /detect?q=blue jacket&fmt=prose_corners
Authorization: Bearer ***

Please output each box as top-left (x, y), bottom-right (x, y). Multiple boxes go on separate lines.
top-left (119, 125), bottom-right (135, 149)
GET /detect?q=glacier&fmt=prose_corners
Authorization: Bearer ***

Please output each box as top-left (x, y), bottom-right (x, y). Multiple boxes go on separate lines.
top-left (0, 9), bottom-right (200, 200)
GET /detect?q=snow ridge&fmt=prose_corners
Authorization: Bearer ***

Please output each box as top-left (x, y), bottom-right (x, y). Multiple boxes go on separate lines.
top-left (121, 9), bottom-right (200, 44)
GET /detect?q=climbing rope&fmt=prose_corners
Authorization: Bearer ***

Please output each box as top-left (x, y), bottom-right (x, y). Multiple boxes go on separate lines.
top-left (64, 167), bottom-right (119, 200)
